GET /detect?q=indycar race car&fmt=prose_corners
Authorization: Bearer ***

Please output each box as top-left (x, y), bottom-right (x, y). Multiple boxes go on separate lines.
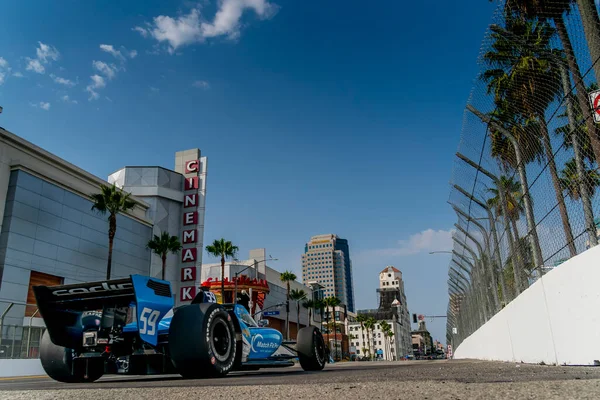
top-left (32, 274), bottom-right (327, 382)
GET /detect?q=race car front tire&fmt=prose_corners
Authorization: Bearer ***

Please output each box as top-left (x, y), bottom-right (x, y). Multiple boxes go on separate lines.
top-left (296, 326), bottom-right (326, 371)
top-left (168, 303), bottom-right (237, 378)
top-left (39, 330), bottom-right (104, 383)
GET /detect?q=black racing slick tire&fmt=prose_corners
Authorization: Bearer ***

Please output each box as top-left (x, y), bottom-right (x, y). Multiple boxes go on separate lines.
top-left (39, 331), bottom-right (104, 383)
top-left (296, 326), bottom-right (326, 371)
top-left (168, 303), bottom-right (237, 378)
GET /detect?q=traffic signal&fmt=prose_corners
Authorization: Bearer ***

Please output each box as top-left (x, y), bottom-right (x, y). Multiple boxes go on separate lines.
top-left (412, 313), bottom-right (417, 324)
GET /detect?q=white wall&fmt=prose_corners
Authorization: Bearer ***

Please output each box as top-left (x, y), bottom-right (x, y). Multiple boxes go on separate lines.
top-left (0, 359), bottom-right (45, 377)
top-left (453, 244), bottom-right (600, 365)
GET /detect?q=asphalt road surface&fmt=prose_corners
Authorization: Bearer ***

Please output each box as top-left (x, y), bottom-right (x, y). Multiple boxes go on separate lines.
top-left (1, 359), bottom-right (600, 399)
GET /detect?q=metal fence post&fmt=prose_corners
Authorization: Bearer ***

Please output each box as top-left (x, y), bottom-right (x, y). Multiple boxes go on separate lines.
top-left (0, 303), bottom-right (14, 349)
top-left (26, 309), bottom-right (39, 358)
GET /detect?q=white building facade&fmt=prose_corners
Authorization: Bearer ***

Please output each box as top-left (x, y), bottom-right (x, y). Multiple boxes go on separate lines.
top-left (348, 266), bottom-right (413, 360)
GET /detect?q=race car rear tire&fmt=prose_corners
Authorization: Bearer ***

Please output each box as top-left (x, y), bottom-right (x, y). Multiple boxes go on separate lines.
top-left (168, 303), bottom-right (237, 378)
top-left (39, 331), bottom-right (104, 383)
top-left (296, 326), bottom-right (326, 371)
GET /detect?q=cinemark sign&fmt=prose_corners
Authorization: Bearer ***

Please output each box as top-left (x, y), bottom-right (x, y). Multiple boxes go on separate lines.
top-left (180, 158), bottom-right (202, 302)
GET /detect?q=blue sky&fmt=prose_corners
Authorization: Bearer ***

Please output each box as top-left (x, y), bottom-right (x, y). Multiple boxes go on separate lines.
top-left (0, 0), bottom-right (498, 343)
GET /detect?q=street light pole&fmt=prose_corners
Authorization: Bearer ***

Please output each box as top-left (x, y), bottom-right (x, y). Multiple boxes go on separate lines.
top-left (232, 256), bottom-right (277, 306)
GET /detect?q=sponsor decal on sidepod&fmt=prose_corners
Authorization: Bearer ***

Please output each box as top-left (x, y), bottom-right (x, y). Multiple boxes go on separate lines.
top-left (250, 333), bottom-right (280, 354)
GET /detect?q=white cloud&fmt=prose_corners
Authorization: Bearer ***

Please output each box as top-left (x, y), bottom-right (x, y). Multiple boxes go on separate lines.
top-left (132, 26), bottom-right (149, 37)
top-left (13, 72), bottom-right (24, 78)
top-left (50, 73), bottom-right (76, 87)
top-left (201, 0), bottom-right (279, 39)
top-left (85, 74), bottom-right (106, 101)
top-left (92, 61), bottom-right (117, 79)
top-left (26, 58), bottom-right (45, 74)
top-left (100, 44), bottom-right (125, 60)
top-left (150, 9), bottom-right (204, 53)
top-left (36, 42), bottom-right (60, 63)
top-left (129, 50), bottom-right (138, 58)
top-left (31, 101), bottom-right (51, 110)
top-left (192, 80), bottom-right (210, 89)
top-left (61, 95), bottom-right (78, 104)
top-left (367, 228), bottom-right (456, 257)
top-left (137, 1), bottom-right (278, 53)
top-left (25, 42), bottom-right (60, 75)
top-left (0, 57), bottom-right (9, 85)
top-left (150, 86), bottom-right (160, 92)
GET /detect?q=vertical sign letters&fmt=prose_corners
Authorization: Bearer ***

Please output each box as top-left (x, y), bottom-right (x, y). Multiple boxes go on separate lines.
top-left (179, 156), bottom-right (203, 303)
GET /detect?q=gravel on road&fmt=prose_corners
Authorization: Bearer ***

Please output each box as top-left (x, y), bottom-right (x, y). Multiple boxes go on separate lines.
top-left (1, 359), bottom-right (599, 399)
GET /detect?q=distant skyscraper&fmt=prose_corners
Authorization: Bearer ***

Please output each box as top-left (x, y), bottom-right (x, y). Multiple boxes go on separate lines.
top-left (301, 234), bottom-right (355, 312)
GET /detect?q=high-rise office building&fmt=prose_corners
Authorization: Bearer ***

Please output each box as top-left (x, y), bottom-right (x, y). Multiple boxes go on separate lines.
top-left (301, 234), bottom-right (355, 312)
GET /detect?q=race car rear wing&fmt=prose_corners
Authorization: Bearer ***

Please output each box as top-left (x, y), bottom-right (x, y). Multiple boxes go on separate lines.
top-left (33, 275), bottom-right (174, 348)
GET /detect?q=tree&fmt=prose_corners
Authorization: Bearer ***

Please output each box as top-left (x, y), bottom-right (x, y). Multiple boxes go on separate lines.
top-left (379, 320), bottom-right (391, 360)
top-left (356, 314), bottom-right (367, 355)
top-left (280, 270), bottom-right (297, 340)
top-left (364, 317), bottom-right (376, 360)
top-left (91, 183), bottom-right (136, 280)
top-left (146, 231), bottom-right (183, 280)
top-left (314, 299), bottom-right (326, 332)
top-left (504, 0), bottom-right (600, 166)
top-left (323, 297), bottom-right (341, 360)
top-left (290, 289), bottom-right (307, 333)
top-left (302, 299), bottom-right (315, 326)
top-left (205, 238), bottom-right (239, 303)
top-left (555, 83), bottom-right (599, 165)
top-left (560, 158), bottom-right (600, 201)
top-left (385, 326), bottom-right (395, 360)
top-left (483, 17), bottom-right (577, 257)
top-left (487, 175), bottom-right (530, 292)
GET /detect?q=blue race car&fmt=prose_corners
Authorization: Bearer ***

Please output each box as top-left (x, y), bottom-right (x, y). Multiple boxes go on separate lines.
top-left (33, 275), bottom-right (327, 382)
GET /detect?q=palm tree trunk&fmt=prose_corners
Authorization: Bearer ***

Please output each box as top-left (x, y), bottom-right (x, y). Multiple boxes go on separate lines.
top-left (539, 118), bottom-right (577, 258)
top-left (308, 308), bottom-right (312, 326)
top-left (221, 255), bottom-right (225, 303)
top-left (554, 14), bottom-right (600, 167)
top-left (286, 282), bottom-right (290, 340)
top-left (576, 0), bottom-right (600, 86)
top-left (161, 254), bottom-right (167, 280)
top-left (558, 51), bottom-right (599, 248)
top-left (510, 218), bottom-right (527, 288)
top-left (107, 214), bottom-right (116, 280)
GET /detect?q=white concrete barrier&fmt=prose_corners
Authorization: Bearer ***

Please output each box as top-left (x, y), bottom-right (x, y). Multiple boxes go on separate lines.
top-left (0, 359), bottom-right (45, 377)
top-left (453, 244), bottom-right (600, 365)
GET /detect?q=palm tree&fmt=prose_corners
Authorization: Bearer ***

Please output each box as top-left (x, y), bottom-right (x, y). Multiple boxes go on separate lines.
top-left (323, 296), bottom-right (341, 328)
top-left (385, 326), bottom-right (395, 360)
top-left (146, 231), bottom-right (183, 280)
top-left (487, 175), bottom-right (529, 292)
top-left (483, 17), bottom-right (577, 258)
top-left (555, 83), bottom-right (599, 165)
top-left (379, 320), bottom-right (391, 360)
top-left (575, 0), bottom-right (600, 86)
top-left (356, 314), bottom-right (367, 354)
top-left (205, 238), bottom-right (239, 303)
top-left (323, 297), bottom-right (341, 360)
top-left (91, 183), bottom-right (136, 280)
top-left (302, 299), bottom-right (315, 326)
top-left (290, 289), bottom-right (307, 333)
top-left (364, 317), bottom-right (376, 360)
top-left (560, 158), bottom-right (600, 201)
top-left (280, 270), bottom-right (297, 340)
top-left (314, 299), bottom-right (326, 332)
top-left (504, 0), bottom-right (600, 166)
